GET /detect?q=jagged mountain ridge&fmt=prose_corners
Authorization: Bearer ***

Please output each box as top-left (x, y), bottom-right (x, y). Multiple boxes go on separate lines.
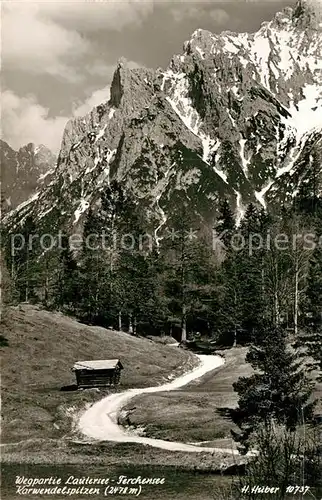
top-left (5, 0), bottom-right (322, 235)
top-left (1, 141), bottom-right (56, 213)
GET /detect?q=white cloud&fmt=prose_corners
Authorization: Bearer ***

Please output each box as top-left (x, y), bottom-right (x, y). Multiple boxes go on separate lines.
top-left (73, 87), bottom-right (111, 117)
top-left (2, 0), bottom-right (155, 40)
top-left (1, 90), bottom-right (69, 153)
top-left (209, 8), bottom-right (230, 24)
top-left (1, 86), bottom-right (113, 152)
top-left (2, 1), bottom-right (151, 82)
top-left (172, 5), bottom-right (230, 23)
top-left (2, 3), bottom-right (90, 81)
top-left (41, 0), bottom-right (154, 32)
top-left (2, 0), bottom-right (281, 81)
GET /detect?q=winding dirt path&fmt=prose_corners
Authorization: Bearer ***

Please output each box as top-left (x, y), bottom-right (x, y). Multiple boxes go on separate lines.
top-left (78, 353), bottom-right (239, 454)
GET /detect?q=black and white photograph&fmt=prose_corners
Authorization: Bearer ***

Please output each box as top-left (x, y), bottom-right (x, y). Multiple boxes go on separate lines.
top-left (1, 0), bottom-right (322, 498)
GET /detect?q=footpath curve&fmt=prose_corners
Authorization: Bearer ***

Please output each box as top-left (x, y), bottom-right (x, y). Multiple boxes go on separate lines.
top-left (78, 352), bottom-right (237, 454)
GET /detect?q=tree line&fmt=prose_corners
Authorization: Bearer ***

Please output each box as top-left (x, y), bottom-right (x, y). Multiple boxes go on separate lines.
top-left (2, 180), bottom-right (322, 349)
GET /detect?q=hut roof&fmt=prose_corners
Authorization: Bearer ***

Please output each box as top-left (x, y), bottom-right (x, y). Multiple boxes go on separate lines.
top-left (72, 359), bottom-right (123, 371)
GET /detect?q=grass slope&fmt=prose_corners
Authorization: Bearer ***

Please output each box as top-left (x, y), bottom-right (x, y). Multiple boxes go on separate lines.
top-left (1, 304), bottom-right (195, 443)
top-left (120, 348), bottom-right (253, 444)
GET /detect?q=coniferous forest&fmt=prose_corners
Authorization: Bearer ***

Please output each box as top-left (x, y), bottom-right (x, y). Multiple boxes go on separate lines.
top-left (3, 182), bottom-right (322, 349)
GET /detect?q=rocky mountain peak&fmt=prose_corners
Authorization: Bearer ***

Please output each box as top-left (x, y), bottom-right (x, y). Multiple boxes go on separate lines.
top-left (110, 59), bottom-right (126, 107)
top-left (5, 1), bottom-right (322, 234)
top-left (18, 142), bottom-right (52, 157)
top-left (183, 29), bottom-right (214, 57)
top-left (294, 0), bottom-right (322, 30)
top-left (110, 58), bottom-right (156, 116)
top-left (19, 142), bottom-right (34, 152)
top-left (1, 141), bottom-right (56, 212)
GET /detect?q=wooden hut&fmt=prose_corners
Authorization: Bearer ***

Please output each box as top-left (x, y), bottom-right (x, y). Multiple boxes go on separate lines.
top-left (72, 359), bottom-right (123, 388)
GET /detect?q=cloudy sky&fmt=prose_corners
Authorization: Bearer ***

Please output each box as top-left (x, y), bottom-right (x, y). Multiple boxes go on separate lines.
top-left (2, 0), bottom-right (296, 152)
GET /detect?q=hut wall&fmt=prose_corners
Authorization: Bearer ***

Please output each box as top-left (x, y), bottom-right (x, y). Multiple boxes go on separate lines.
top-left (76, 368), bottom-right (121, 387)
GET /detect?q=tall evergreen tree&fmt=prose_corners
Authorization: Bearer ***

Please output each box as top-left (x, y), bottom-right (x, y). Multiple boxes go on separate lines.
top-left (299, 245), bottom-right (322, 380)
top-left (294, 152), bottom-right (322, 218)
top-left (54, 235), bottom-right (79, 312)
top-left (161, 211), bottom-right (218, 341)
top-left (215, 199), bottom-right (236, 250)
top-left (10, 215), bottom-right (41, 302)
top-left (237, 204), bottom-right (268, 340)
top-left (216, 247), bottom-right (243, 346)
top-left (232, 323), bottom-right (315, 453)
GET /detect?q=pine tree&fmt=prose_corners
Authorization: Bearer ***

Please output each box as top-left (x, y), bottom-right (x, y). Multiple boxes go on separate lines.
top-left (215, 199), bottom-right (236, 250)
top-left (237, 204), bottom-right (268, 340)
top-left (103, 182), bottom-right (157, 333)
top-left (183, 232), bottom-right (219, 337)
top-left (77, 206), bottom-right (112, 323)
top-left (216, 248), bottom-right (243, 346)
top-left (116, 251), bottom-right (147, 333)
top-left (299, 245), bottom-right (322, 380)
top-left (160, 211), bottom-right (193, 342)
top-left (215, 204), bottom-right (272, 346)
top-left (294, 151), bottom-right (322, 218)
top-left (214, 200), bottom-right (240, 345)
top-left (232, 322), bottom-right (315, 453)
top-left (0, 248), bottom-right (13, 325)
top-left (160, 211), bottom-right (218, 341)
top-left (10, 215), bottom-right (41, 302)
top-left (54, 235), bottom-right (79, 313)
top-left (135, 249), bottom-right (169, 335)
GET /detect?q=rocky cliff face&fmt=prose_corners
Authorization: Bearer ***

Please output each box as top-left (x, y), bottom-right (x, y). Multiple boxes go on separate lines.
top-left (1, 141), bottom-right (56, 213)
top-left (5, 0), bottom-right (322, 234)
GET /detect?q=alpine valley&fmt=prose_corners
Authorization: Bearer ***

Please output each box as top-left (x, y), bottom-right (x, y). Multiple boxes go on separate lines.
top-left (3, 0), bottom-right (322, 235)
top-left (2, 4), bottom-right (322, 495)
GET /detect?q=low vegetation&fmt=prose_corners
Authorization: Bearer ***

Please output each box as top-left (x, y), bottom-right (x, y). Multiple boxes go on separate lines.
top-left (1, 304), bottom-right (195, 443)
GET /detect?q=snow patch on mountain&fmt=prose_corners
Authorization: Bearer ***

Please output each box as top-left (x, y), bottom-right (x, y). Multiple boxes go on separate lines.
top-left (164, 73), bottom-right (230, 186)
top-left (275, 83), bottom-right (322, 179)
top-left (165, 74), bottom-right (201, 137)
top-left (38, 206), bottom-right (54, 220)
top-left (255, 180), bottom-right (275, 208)
top-left (285, 84), bottom-right (322, 140)
top-left (94, 124), bottom-right (107, 143)
top-left (235, 190), bottom-right (246, 226)
top-left (74, 199), bottom-right (90, 224)
top-left (239, 139), bottom-right (250, 178)
top-left (108, 108), bottom-right (116, 119)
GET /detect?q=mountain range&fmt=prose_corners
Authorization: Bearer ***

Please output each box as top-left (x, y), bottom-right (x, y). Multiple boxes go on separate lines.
top-left (1, 141), bottom-right (56, 214)
top-left (4, 0), bottom-right (322, 235)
